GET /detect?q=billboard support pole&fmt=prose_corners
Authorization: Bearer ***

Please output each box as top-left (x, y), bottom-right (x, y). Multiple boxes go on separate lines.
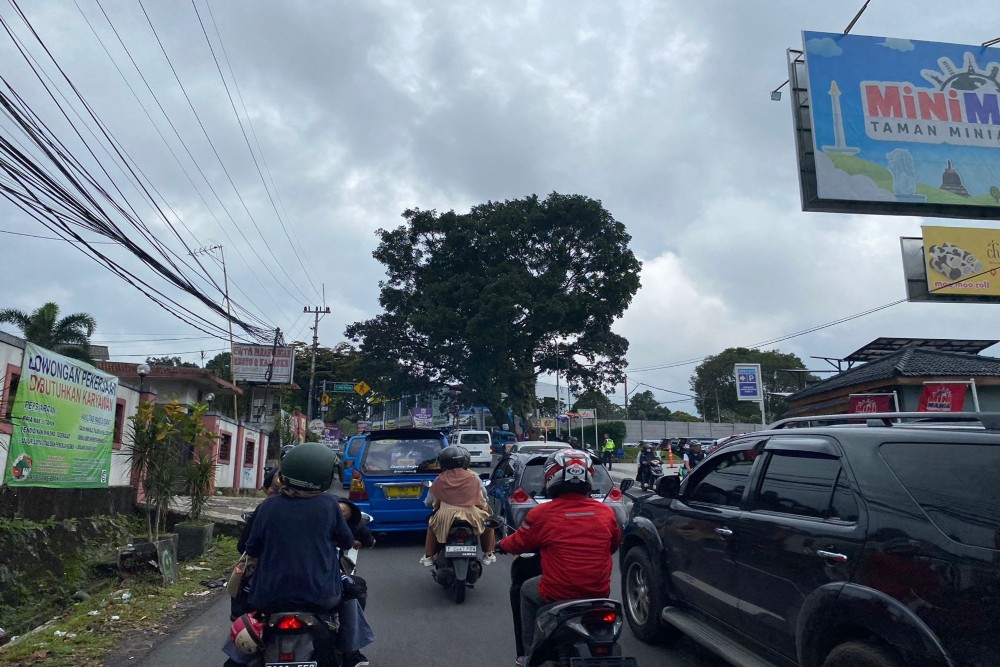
top-left (759, 400), bottom-right (766, 426)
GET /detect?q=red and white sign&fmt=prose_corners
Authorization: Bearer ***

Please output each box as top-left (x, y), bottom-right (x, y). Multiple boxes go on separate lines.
top-left (232, 345), bottom-right (296, 384)
top-left (917, 383), bottom-right (968, 412)
top-left (848, 394), bottom-right (894, 413)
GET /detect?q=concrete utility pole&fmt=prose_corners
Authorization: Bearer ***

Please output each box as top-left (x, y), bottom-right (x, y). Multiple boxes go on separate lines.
top-left (304, 305), bottom-right (330, 424)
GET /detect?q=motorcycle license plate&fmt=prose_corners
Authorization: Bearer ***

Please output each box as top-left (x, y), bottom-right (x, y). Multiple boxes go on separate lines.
top-left (570, 657), bottom-right (638, 667)
top-left (385, 484), bottom-right (422, 499)
top-left (265, 663), bottom-right (317, 667)
top-left (444, 545), bottom-right (478, 556)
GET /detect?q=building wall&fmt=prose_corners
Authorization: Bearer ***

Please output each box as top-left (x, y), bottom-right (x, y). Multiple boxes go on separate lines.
top-left (206, 413), bottom-right (268, 491)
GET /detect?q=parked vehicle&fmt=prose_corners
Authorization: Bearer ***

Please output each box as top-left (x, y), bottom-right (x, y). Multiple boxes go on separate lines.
top-left (620, 411), bottom-right (1000, 667)
top-left (348, 428), bottom-right (447, 532)
top-left (486, 449), bottom-right (628, 534)
top-left (451, 430), bottom-right (493, 467)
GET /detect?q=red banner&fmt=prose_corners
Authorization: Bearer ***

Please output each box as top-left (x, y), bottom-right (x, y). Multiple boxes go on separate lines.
top-left (917, 384), bottom-right (968, 412)
top-left (849, 394), bottom-right (894, 413)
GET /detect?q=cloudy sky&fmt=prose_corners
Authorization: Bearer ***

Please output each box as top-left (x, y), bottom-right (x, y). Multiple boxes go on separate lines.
top-left (1, 0), bottom-right (998, 416)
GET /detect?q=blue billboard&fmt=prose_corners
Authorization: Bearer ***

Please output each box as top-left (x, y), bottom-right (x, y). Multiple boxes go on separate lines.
top-left (798, 31), bottom-right (1000, 218)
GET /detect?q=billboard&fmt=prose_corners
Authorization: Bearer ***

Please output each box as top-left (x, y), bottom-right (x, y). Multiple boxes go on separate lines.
top-left (734, 363), bottom-right (763, 402)
top-left (792, 32), bottom-right (1000, 218)
top-left (923, 225), bottom-right (1000, 296)
top-left (5, 343), bottom-right (117, 488)
top-left (232, 344), bottom-right (295, 383)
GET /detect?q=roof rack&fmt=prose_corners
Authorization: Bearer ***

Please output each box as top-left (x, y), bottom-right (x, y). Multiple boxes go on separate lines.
top-left (769, 411), bottom-right (1000, 432)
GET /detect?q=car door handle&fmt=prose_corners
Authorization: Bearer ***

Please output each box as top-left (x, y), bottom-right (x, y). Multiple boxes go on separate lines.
top-left (816, 549), bottom-right (848, 562)
top-left (714, 527), bottom-right (733, 537)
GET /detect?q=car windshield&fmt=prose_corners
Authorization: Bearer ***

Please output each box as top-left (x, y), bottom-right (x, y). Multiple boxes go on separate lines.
top-left (362, 438), bottom-right (443, 473)
top-left (519, 456), bottom-right (613, 496)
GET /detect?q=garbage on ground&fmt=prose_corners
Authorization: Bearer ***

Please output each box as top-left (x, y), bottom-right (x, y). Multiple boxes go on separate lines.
top-left (110, 615), bottom-right (120, 621)
top-left (200, 578), bottom-right (226, 589)
top-left (184, 590), bottom-right (212, 597)
top-left (184, 565), bottom-right (210, 571)
top-left (87, 611), bottom-right (100, 616)
top-left (53, 630), bottom-right (76, 638)
top-left (121, 592), bottom-right (133, 602)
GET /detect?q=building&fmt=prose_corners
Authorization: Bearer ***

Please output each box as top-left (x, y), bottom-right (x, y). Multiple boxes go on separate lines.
top-left (784, 338), bottom-right (1000, 416)
top-left (97, 362), bottom-right (269, 492)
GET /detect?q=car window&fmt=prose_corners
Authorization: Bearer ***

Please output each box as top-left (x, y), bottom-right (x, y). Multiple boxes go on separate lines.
top-left (687, 449), bottom-right (758, 507)
top-left (362, 438), bottom-right (443, 473)
top-left (881, 442), bottom-right (1000, 550)
top-left (519, 457), bottom-right (613, 496)
top-left (345, 437), bottom-right (363, 458)
top-left (460, 434), bottom-right (490, 445)
top-left (754, 451), bottom-right (847, 520)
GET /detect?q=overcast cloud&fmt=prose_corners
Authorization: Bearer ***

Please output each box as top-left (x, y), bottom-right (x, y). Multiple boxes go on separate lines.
top-left (1, 1), bottom-right (998, 415)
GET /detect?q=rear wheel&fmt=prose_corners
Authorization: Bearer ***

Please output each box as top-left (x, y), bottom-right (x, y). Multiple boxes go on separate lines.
top-left (453, 578), bottom-right (466, 603)
top-left (823, 640), bottom-right (903, 667)
top-left (622, 548), bottom-right (677, 644)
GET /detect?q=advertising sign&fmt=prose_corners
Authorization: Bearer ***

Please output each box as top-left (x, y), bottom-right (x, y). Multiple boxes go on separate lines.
top-left (922, 225), bottom-right (1000, 296)
top-left (232, 344), bottom-right (295, 383)
top-left (734, 363), bottom-right (763, 402)
top-left (917, 383), bottom-right (969, 412)
top-left (577, 408), bottom-right (596, 419)
top-left (849, 394), bottom-right (894, 413)
top-left (532, 417), bottom-right (557, 430)
top-left (5, 343), bottom-right (117, 488)
top-left (410, 407), bottom-right (433, 428)
top-left (798, 32), bottom-right (1000, 218)
top-left (321, 424), bottom-right (340, 449)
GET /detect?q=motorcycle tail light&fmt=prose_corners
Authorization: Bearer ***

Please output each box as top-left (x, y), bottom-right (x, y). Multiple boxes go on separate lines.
top-left (509, 487), bottom-right (532, 504)
top-left (593, 644), bottom-right (612, 656)
top-left (276, 615), bottom-right (305, 631)
top-left (606, 487), bottom-right (623, 502)
top-left (279, 653), bottom-right (295, 661)
top-left (582, 607), bottom-right (618, 631)
top-left (349, 470), bottom-right (368, 501)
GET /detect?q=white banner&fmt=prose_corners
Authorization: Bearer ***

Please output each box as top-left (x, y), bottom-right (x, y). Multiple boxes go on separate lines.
top-left (232, 345), bottom-right (296, 383)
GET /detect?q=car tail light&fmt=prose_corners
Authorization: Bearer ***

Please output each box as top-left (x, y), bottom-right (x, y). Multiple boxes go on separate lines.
top-left (510, 487), bottom-right (532, 504)
top-left (276, 615), bottom-right (305, 631)
top-left (349, 470), bottom-right (367, 501)
top-left (606, 487), bottom-right (623, 502)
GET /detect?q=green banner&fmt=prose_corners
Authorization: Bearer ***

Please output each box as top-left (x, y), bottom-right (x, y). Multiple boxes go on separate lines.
top-left (5, 343), bottom-right (118, 488)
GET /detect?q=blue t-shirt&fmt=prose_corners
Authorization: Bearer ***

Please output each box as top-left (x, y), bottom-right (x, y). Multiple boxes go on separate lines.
top-left (246, 493), bottom-right (354, 611)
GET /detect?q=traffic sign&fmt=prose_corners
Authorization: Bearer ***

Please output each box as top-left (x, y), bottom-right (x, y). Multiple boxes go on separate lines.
top-left (331, 382), bottom-right (355, 393)
top-left (320, 392), bottom-right (332, 406)
top-left (308, 419), bottom-right (325, 435)
top-left (354, 380), bottom-right (371, 396)
top-left (734, 363), bottom-right (763, 402)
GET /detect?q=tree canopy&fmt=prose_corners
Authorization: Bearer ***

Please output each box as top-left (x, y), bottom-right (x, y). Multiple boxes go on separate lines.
top-left (146, 355), bottom-right (199, 368)
top-left (571, 389), bottom-right (624, 419)
top-left (0, 302), bottom-right (96, 362)
top-left (627, 389), bottom-right (672, 421)
top-left (346, 193), bottom-right (641, 428)
top-left (689, 347), bottom-right (818, 422)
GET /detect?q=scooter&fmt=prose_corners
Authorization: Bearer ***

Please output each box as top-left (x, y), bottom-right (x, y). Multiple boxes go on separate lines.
top-left (638, 458), bottom-right (662, 491)
top-left (431, 517), bottom-right (499, 603)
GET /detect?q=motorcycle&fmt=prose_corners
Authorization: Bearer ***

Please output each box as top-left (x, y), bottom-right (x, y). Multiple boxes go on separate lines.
top-left (431, 516), bottom-right (500, 603)
top-left (638, 458), bottom-right (662, 491)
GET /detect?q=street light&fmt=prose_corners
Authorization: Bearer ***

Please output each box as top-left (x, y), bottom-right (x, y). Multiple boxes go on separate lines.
top-left (136, 363), bottom-right (150, 394)
top-left (205, 392), bottom-right (215, 409)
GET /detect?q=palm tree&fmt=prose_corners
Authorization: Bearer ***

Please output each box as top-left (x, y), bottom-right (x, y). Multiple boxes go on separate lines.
top-left (0, 302), bottom-right (97, 362)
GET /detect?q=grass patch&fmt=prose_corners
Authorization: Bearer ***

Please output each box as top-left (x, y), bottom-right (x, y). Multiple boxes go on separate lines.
top-left (0, 535), bottom-right (239, 667)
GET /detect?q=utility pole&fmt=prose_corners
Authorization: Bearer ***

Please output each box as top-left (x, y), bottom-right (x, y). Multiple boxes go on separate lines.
top-left (624, 376), bottom-right (629, 420)
top-left (304, 305), bottom-right (330, 424)
top-left (192, 244), bottom-right (237, 419)
top-left (555, 340), bottom-right (561, 438)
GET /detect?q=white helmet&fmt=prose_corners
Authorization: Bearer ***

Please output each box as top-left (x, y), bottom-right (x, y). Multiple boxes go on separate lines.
top-left (543, 449), bottom-right (594, 497)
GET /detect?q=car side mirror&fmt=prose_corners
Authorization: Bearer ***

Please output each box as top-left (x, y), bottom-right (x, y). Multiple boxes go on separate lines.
top-left (619, 478), bottom-right (635, 492)
top-left (655, 475), bottom-right (680, 499)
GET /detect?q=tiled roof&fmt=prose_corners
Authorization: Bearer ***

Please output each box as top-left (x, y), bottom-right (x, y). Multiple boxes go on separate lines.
top-left (788, 346), bottom-right (1000, 401)
top-left (96, 362), bottom-right (242, 394)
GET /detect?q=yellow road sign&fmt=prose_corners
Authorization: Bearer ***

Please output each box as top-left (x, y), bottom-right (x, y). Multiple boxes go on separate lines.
top-left (320, 393), bottom-right (331, 406)
top-left (354, 380), bottom-right (371, 396)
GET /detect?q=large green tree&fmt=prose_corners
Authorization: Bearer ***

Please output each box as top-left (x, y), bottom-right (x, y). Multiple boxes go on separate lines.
top-left (146, 355), bottom-right (199, 368)
top-left (0, 302), bottom-right (96, 362)
top-left (571, 389), bottom-right (625, 419)
top-left (346, 193), bottom-right (642, 428)
top-left (627, 389), bottom-right (672, 421)
top-left (690, 347), bottom-right (818, 422)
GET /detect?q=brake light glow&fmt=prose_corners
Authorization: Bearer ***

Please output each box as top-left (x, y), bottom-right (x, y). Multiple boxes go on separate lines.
top-left (606, 487), bottom-right (623, 502)
top-left (276, 615), bottom-right (305, 631)
top-left (583, 607), bottom-right (618, 629)
top-left (593, 645), bottom-right (612, 656)
top-left (349, 470), bottom-right (368, 501)
top-left (279, 653), bottom-right (295, 661)
top-left (510, 487), bottom-right (532, 504)
top-left (602, 611), bottom-right (617, 623)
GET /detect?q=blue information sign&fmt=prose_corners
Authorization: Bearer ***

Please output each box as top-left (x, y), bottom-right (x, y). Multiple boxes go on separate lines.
top-left (734, 363), bottom-right (763, 402)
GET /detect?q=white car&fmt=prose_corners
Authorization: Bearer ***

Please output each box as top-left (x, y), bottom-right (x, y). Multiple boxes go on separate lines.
top-left (452, 430), bottom-right (494, 467)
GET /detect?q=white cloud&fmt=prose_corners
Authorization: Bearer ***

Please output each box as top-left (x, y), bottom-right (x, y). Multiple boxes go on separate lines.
top-left (806, 37), bottom-right (843, 57)
top-left (878, 38), bottom-right (915, 52)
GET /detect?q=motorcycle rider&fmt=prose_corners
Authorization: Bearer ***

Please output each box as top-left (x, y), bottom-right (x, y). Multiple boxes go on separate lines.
top-left (497, 449), bottom-right (622, 666)
top-left (637, 442), bottom-right (658, 489)
top-left (241, 443), bottom-right (355, 667)
top-left (421, 445), bottom-right (496, 566)
top-left (683, 440), bottom-right (706, 476)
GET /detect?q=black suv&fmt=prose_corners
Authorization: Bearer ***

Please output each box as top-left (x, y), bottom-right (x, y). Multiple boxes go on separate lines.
top-left (619, 412), bottom-right (1000, 667)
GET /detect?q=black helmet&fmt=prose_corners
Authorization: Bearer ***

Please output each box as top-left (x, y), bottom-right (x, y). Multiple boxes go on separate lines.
top-left (279, 445), bottom-right (296, 460)
top-left (642, 442), bottom-right (654, 450)
top-left (438, 446), bottom-right (471, 470)
top-left (543, 449), bottom-right (594, 497)
top-left (280, 443), bottom-right (337, 491)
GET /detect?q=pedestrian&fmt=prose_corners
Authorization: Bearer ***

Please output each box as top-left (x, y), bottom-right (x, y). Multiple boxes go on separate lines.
top-left (601, 433), bottom-right (615, 469)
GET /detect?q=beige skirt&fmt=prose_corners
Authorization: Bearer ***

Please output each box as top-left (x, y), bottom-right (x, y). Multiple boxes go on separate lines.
top-left (428, 502), bottom-right (489, 543)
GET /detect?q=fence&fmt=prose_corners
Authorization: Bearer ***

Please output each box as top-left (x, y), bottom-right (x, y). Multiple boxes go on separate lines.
top-left (563, 420), bottom-right (764, 444)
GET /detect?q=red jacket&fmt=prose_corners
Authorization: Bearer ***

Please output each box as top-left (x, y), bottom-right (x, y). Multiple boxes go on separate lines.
top-left (499, 493), bottom-right (622, 602)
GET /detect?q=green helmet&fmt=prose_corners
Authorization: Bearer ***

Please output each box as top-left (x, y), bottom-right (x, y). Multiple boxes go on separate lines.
top-left (279, 443), bottom-right (337, 492)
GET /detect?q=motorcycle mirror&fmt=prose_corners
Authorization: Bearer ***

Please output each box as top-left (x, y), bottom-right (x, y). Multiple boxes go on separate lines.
top-left (360, 512), bottom-right (374, 525)
top-left (655, 475), bottom-right (680, 499)
top-left (619, 478), bottom-right (635, 492)
top-left (241, 512), bottom-right (252, 522)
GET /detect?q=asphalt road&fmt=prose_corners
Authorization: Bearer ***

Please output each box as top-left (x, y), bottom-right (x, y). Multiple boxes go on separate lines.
top-left (139, 469), bottom-right (728, 666)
